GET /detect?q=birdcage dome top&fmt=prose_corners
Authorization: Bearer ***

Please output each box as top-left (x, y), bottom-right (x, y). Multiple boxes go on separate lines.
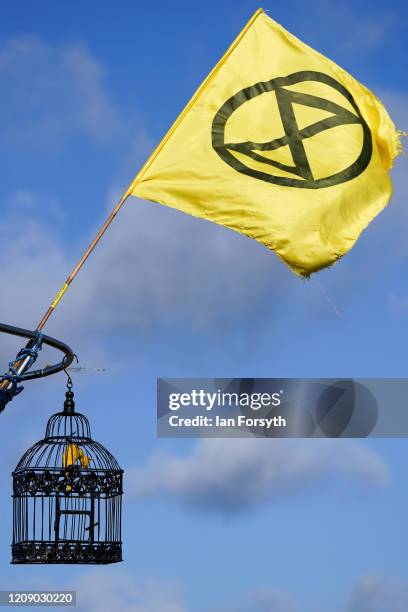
top-left (45, 409), bottom-right (92, 440)
top-left (13, 390), bottom-right (121, 474)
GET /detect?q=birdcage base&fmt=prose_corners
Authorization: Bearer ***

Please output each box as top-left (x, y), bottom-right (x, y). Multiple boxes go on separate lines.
top-left (11, 541), bottom-right (122, 564)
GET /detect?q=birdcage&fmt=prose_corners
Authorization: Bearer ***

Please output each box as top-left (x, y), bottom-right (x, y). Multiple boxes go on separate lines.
top-left (11, 384), bottom-right (123, 564)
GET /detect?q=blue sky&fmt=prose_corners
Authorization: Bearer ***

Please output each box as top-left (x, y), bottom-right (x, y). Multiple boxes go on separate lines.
top-left (0, 1), bottom-right (407, 610)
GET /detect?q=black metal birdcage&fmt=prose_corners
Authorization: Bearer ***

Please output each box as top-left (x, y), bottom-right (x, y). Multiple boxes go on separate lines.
top-left (11, 384), bottom-right (123, 564)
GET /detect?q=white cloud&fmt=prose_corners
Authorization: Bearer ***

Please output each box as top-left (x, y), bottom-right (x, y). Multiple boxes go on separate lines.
top-left (388, 291), bottom-right (408, 315)
top-left (59, 198), bottom-right (291, 333)
top-left (348, 574), bottom-right (408, 612)
top-left (127, 438), bottom-right (388, 515)
top-left (69, 572), bottom-right (408, 612)
top-left (303, 1), bottom-right (397, 53)
top-left (342, 14), bottom-right (396, 52)
top-left (0, 188), bottom-right (299, 369)
top-left (0, 35), bottom-right (122, 151)
top-left (33, 570), bottom-right (408, 612)
top-left (0, 569), bottom-right (187, 612)
top-left (217, 587), bottom-right (296, 612)
top-left (72, 569), bottom-right (186, 612)
top-left (217, 574), bottom-right (408, 612)
top-left (238, 588), bottom-right (296, 612)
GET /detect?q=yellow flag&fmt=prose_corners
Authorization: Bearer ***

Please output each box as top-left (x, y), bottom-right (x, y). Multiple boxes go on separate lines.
top-left (128, 8), bottom-right (401, 276)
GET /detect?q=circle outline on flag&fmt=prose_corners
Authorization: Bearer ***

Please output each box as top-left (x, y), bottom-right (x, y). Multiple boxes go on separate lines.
top-left (211, 70), bottom-right (373, 189)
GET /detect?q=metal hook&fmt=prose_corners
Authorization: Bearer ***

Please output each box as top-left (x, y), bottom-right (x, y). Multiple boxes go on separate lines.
top-left (63, 368), bottom-right (73, 391)
top-left (63, 354), bottom-right (78, 391)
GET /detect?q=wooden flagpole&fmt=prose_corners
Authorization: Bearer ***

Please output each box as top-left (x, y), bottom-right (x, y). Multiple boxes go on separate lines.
top-left (0, 189), bottom-right (131, 391)
top-left (37, 190), bottom-right (130, 330)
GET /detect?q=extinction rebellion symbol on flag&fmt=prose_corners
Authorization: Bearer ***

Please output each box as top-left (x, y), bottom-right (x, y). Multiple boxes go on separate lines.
top-left (211, 70), bottom-right (373, 189)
